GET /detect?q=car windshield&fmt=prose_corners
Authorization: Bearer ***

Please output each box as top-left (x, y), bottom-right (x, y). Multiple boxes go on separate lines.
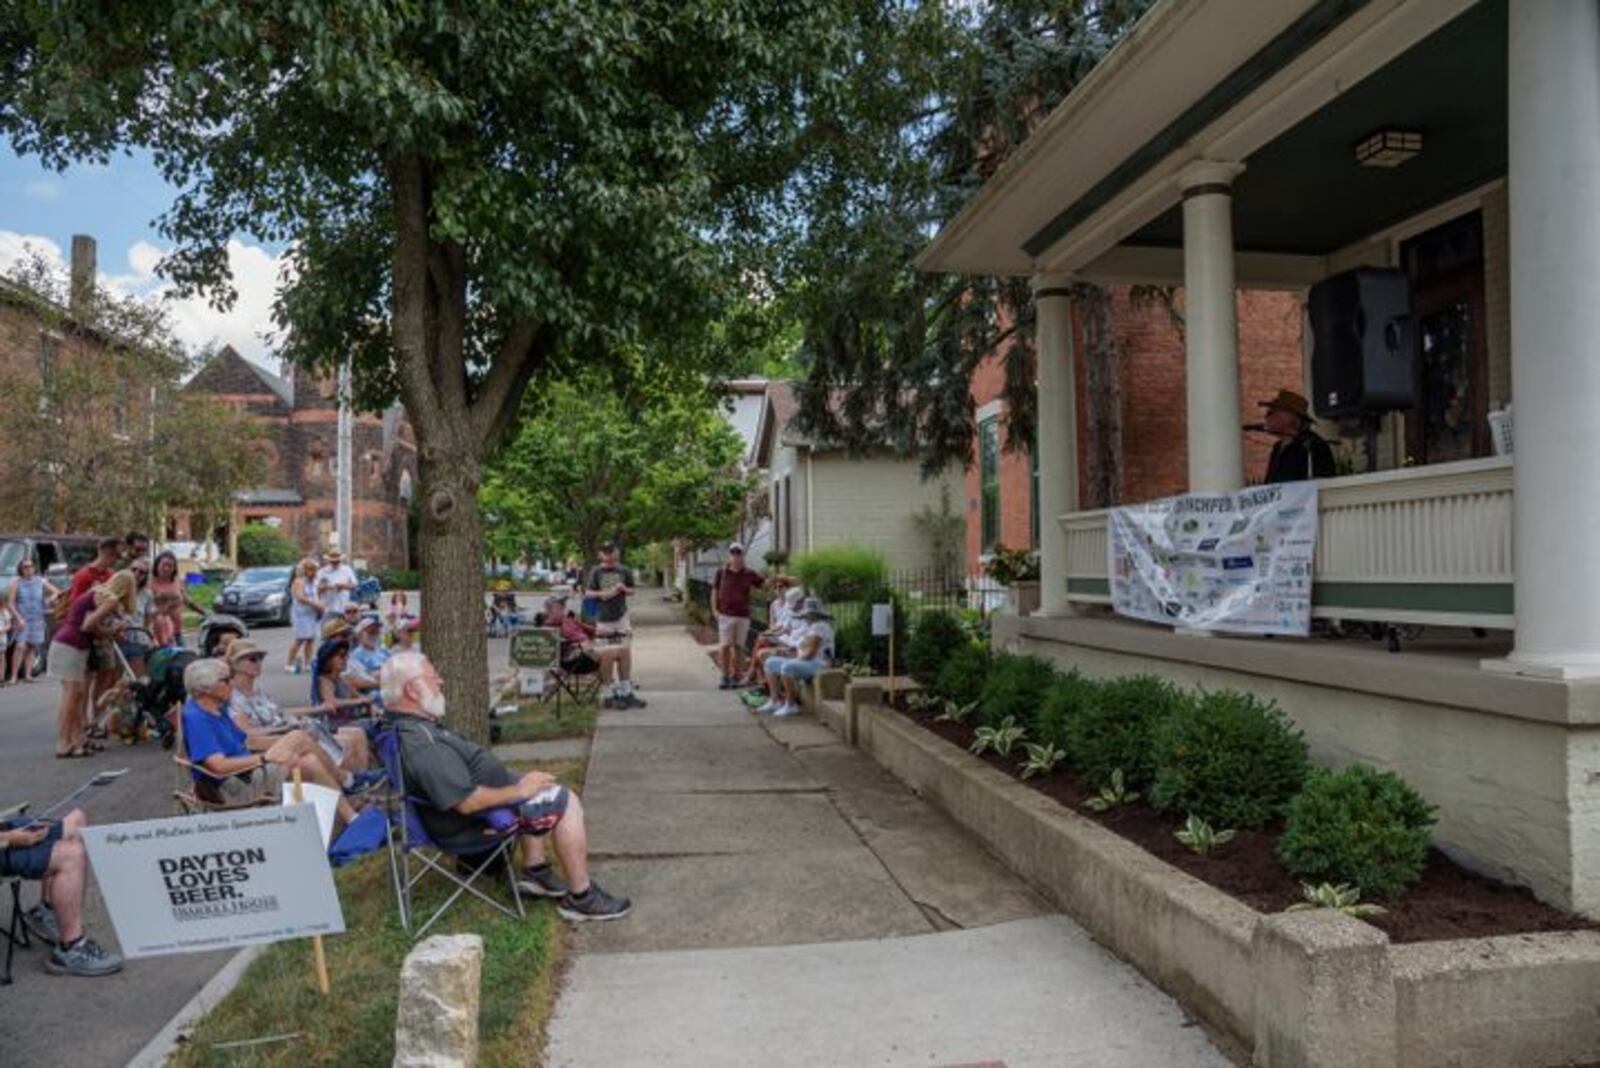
top-left (236, 567), bottom-right (292, 584)
top-left (0, 541), bottom-right (24, 577)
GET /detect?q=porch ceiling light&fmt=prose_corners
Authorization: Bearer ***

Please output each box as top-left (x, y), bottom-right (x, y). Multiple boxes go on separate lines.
top-left (1355, 128), bottom-right (1423, 168)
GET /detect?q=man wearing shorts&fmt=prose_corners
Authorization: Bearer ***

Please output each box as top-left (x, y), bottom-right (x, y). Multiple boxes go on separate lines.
top-left (712, 543), bottom-right (764, 690)
top-left (758, 598), bottom-right (835, 718)
top-left (1, 807), bottom-right (123, 975)
top-left (587, 543), bottom-right (645, 709)
top-left (382, 651), bottom-right (630, 921)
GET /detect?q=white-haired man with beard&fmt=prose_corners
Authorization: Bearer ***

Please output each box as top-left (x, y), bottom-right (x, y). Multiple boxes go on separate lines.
top-left (380, 650), bottom-right (630, 922)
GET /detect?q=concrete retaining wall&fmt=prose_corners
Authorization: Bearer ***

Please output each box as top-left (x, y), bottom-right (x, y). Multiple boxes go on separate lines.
top-left (830, 685), bottom-right (1600, 1068)
top-left (999, 616), bottom-right (1600, 917)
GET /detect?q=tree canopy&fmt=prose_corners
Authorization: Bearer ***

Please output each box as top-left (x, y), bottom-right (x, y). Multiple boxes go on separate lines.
top-left (0, 0), bottom-right (878, 739)
top-left (778, 0), bottom-right (1155, 477)
top-left (483, 372), bottom-right (753, 565)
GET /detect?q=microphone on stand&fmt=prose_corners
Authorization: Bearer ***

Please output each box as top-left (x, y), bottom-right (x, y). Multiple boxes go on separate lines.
top-left (1242, 422), bottom-right (1269, 434)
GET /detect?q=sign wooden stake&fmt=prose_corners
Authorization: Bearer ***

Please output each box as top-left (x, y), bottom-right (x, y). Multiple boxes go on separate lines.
top-left (291, 767), bottom-right (331, 997)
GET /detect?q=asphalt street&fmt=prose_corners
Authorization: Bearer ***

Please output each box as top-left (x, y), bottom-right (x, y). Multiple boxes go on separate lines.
top-left (0, 619), bottom-right (314, 1068)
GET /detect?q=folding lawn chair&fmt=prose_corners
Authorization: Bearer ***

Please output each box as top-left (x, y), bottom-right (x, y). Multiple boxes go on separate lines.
top-left (374, 728), bottom-right (525, 939)
top-left (2, 873), bottom-right (31, 986)
top-left (170, 710), bottom-right (279, 816)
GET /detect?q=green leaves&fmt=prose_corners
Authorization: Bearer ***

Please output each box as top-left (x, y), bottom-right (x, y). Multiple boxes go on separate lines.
top-left (1019, 742), bottom-right (1066, 780)
top-left (970, 716), bottom-right (1026, 758)
top-left (1082, 768), bottom-right (1139, 813)
top-left (1286, 882), bottom-right (1388, 919)
top-left (1277, 764), bottom-right (1436, 901)
top-left (1174, 815), bottom-right (1236, 857)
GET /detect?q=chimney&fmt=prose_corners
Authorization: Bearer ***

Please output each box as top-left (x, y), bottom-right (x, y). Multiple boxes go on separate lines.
top-left (69, 234), bottom-right (96, 319)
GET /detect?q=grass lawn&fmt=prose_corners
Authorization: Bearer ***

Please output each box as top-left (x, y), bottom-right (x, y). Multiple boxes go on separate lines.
top-left (170, 755), bottom-right (585, 1068)
top-left (495, 696), bottom-right (596, 746)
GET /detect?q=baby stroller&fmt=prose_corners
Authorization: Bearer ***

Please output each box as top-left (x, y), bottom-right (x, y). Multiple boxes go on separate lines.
top-left (485, 592), bottom-right (522, 638)
top-left (196, 611), bottom-right (248, 658)
top-left (96, 630), bottom-right (189, 747)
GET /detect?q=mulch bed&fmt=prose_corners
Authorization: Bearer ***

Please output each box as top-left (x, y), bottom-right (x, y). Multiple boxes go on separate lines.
top-left (895, 701), bottom-right (1594, 945)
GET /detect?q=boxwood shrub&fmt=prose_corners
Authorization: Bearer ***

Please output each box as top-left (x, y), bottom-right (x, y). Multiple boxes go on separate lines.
top-left (1031, 672), bottom-right (1099, 753)
top-left (906, 611), bottom-right (969, 687)
top-left (1149, 689), bottom-right (1309, 829)
top-left (1277, 764), bottom-right (1437, 900)
top-left (1065, 675), bottom-right (1190, 790)
top-left (933, 642), bottom-right (991, 710)
top-left (977, 654), bottom-right (1060, 729)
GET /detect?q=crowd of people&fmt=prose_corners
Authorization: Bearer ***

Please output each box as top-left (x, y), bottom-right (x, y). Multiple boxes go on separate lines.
top-left (709, 543), bottom-right (836, 717)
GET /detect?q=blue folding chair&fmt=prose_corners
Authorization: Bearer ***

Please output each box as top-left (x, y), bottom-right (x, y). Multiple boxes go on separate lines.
top-left (374, 728), bottom-right (526, 939)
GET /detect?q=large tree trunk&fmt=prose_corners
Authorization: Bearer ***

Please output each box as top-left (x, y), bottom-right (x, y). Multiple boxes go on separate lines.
top-left (1077, 283), bottom-right (1123, 509)
top-left (416, 452), bottom-right (491, 741)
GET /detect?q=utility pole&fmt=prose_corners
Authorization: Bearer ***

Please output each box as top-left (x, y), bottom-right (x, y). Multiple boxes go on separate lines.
top-left (335, 361), bottom-right (353, 556)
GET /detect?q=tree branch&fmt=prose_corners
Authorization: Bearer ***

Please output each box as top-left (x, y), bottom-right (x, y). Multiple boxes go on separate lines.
top-left (468, 318), bottom-right (552, 453)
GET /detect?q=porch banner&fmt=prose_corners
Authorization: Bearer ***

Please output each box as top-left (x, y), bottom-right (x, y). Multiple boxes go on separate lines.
top-left (1107, 482), bottom-right (1318, 636)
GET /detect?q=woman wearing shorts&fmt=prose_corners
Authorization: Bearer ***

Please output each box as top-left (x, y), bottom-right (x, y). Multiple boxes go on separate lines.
top-left (50, 571), bottom-right (138, 757)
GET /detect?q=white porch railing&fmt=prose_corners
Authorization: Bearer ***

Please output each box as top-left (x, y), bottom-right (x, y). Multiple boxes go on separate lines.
top-left (1060, 456), bottom-right (1515, 629)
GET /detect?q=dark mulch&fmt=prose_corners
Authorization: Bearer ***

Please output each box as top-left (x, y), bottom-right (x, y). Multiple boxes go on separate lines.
top-left (898, 702), bottom-right (1594, 945)
top-left (686, 621), bottom-right (717, 646)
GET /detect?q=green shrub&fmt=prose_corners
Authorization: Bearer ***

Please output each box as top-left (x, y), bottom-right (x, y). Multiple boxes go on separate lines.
top-left (1277, 764), bottom-right (1436, 900)
top-left (236, 524), bottom-right (300, 567)
top-left (1031, 672), bottom-right (1099, 753)
top-left (792, 544), bottom-right (888, 602)
top-left (1149, 689), bottom-right (1309, 829)
top-left (832, 585), bottom-right (907, 673)
top-left (1066, 675), bottom-right (1190, 790)
top-left (375, 568), bottom-right (420, 590)
top-left (906, 611), bottom-right (969, 686)
top-left (934, 642), bottom-right (991, 709)
top-left (977, 653), bottom-right (1060, 729)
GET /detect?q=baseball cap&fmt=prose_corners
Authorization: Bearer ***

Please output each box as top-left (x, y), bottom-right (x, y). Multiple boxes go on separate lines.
top-left (729, 542), bottom-right (745, 554)
top-left (599, 541), bottom-right (618, 553)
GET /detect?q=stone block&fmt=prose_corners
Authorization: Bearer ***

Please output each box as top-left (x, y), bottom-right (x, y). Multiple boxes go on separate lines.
top-left (1251, 910), bottom-right (1396, 1068)
top-left (394, 933), bottom-right (484, 1068)
top-left (843, 680), bottom-right (884, 745)
top-left (816, 669), bottom-right (849, 702)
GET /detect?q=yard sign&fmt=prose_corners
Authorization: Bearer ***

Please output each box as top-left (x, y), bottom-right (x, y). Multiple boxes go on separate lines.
top-left (1107, 482), bottom-right (1318, 636)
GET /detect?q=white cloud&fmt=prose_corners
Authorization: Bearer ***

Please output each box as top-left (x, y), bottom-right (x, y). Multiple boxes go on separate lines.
top-left (23, 179), bottom-right (61, 201)
top-left (0, 229), bottom-right (287, 368)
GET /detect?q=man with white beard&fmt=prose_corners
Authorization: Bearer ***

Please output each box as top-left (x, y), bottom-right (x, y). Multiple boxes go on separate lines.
top-left (381, 651), bottom-right (631, 921)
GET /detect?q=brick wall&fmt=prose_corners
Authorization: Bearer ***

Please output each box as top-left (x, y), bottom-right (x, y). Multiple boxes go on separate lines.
top-left (965, 285), bottom-right (1307, 572)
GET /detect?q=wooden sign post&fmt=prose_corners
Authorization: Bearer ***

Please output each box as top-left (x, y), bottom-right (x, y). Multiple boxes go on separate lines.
top-left (291, 767), bottom-right (331, 996)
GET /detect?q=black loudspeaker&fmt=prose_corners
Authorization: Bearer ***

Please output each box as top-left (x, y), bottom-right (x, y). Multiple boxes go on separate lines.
top-left (1308, 267), bottom-right (1415, 418)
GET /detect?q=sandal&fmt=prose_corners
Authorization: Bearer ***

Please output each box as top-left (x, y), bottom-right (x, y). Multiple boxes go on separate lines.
top-left (83, 740), bottom-right (105, 753)
top-left (55, 747), bottom-right (92, 759)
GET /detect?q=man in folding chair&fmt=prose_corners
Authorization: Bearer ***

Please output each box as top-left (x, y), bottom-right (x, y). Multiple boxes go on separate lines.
top-left (381, 651), bottom-right (631, 922)
top-left (2, 808), bottom-right (122, 977)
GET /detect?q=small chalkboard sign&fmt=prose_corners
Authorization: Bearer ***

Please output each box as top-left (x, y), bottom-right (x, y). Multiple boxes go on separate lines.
top-left (509, 627), bottom-right (561, 669)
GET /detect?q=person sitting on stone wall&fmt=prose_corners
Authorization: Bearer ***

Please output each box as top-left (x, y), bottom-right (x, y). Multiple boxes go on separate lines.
top-left (757, 598), bottom-right (835, 718)
top-left (381, 651), bottom-right (631, 922)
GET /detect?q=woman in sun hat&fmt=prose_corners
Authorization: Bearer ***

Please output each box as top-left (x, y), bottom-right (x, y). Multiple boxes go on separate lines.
top-left (756, 597), bottom-right (835, 718)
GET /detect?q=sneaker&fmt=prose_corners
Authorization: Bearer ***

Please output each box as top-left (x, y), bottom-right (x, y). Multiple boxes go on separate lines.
top-left (755, 699), bottom-right (780, 714)
top-left (771, 702), bottom-right (798, 718)
top-left (622, 693), bottom-right (648, 709)
top-left (516, 863), bottom-right (570, 898)
top-left (717, 676), bottom-right (735, 690)
top-left (23, 902), bottom-right (60, 945)
top-left (557, 881), bottom-right (632, 922)
top-left (343, 769), bottom-right (387, 797)
top-left (740, 691), bottom-right (768, 708)
top-left (601, 694), bottom-right (623, 710)
top-left (45, 936), bottom-right (123, 977)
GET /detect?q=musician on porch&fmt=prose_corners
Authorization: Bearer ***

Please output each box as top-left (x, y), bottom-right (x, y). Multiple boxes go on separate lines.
top-left (1259, 390), bottom-right (1336, 485)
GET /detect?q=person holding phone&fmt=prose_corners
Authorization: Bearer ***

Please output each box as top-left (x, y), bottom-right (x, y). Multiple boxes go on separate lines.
top-left (0, 808), bottom-right (123, 976)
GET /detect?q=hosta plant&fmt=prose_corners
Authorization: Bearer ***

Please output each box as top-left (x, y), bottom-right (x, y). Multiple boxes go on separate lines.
top-left (970, 716), bottom-right (1026, 757)
top-left (1174, 814), bottom-right (1236, 856)
top-left (1083, 768), bottom-right (1139, 813)
top-left (935, 700), bottom-right (979, 724)
top-left (903, 691), bottom-right (942, 712)
top-left (1019, 742), bottom-right (1067, 780)
top-left (1286, 882), bottom-right (1388, 919)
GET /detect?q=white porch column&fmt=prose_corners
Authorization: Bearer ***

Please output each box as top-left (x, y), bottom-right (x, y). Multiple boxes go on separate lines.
top-left (1033, 273), bottom-right (1079, 616)
top-left (1177, 161), bottom-right (1246, 493)
top-left (1502, 0), bottom-right (1600, 677)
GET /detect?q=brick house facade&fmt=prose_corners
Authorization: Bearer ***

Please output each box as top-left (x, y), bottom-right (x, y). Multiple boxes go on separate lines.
top-left (181, 347), bottom-right (416, 570)
top-left (965, 286), bottom-right (1305, 572)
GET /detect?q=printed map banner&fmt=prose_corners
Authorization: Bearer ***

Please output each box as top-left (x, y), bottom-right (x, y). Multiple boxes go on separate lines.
top-left (1108, 482), bottom-right (1318, 636)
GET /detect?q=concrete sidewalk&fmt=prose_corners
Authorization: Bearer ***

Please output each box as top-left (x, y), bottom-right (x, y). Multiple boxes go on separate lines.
top-left (546, 600), bottom-right (1232, 1066)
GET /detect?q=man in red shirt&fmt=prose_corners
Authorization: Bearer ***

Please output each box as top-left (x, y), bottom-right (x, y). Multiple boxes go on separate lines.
top-left (66, 537), bottom-right (122, 605)
top-left (712, 544), bottom-right (764, 690)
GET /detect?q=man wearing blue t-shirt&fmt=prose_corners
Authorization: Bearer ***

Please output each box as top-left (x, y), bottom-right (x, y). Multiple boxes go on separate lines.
top-left (181, 658), bottom-right (365, 823)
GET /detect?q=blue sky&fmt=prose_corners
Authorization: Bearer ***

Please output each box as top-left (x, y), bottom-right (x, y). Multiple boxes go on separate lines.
top-left (0, 144), bottom-right (286, 367)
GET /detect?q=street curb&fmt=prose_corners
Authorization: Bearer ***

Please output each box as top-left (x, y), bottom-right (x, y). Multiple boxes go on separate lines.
top-left (125, 945), bottom-right (264, 1068)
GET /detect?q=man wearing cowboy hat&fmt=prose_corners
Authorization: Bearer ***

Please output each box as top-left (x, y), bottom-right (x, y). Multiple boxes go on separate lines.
top-left (1258, 389), bottom-right (1336, 485)
top-left (316, 549), bottom-right (358, 615)
top-left (757, 597), bottom-right (835, 718)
